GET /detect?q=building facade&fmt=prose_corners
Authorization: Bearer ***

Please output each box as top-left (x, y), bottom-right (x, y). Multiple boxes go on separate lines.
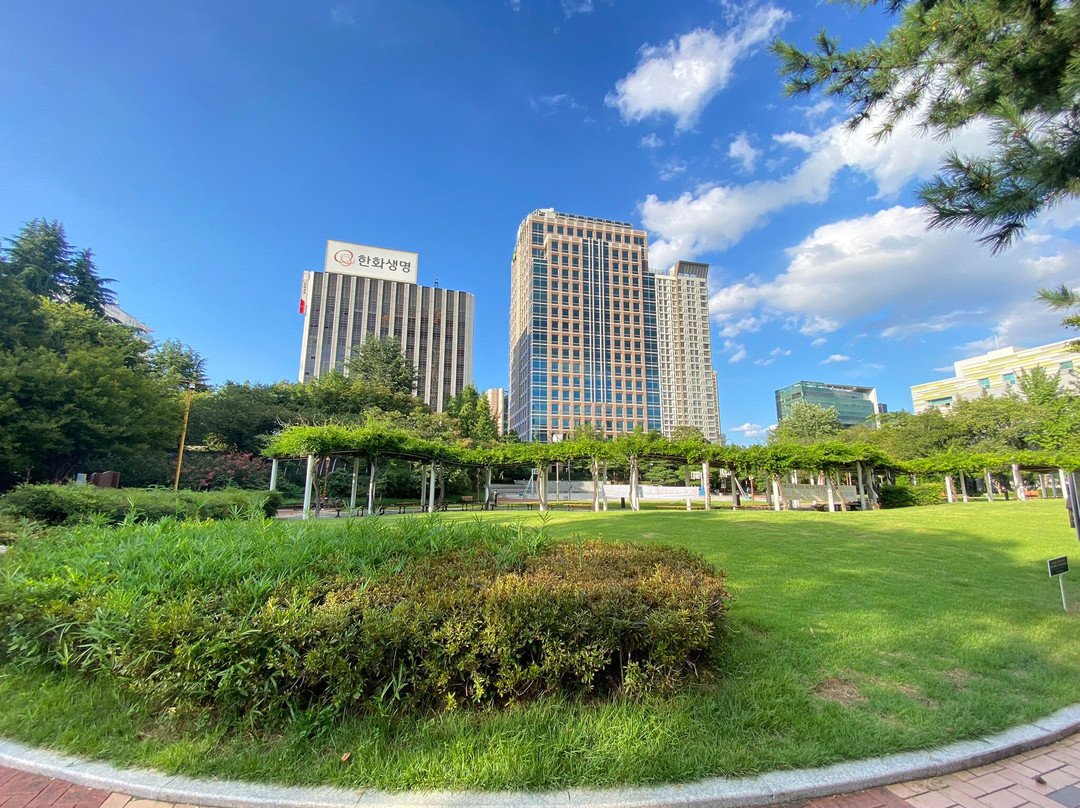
top-left (775, 381), bottom-right (880, 428)
top-left (910, 340), bottom-right (1078, 413)
top-left (484, 387), bottom-right (509, 436)
top-left (508, 208), bottom-right (661, 442)
top-left (653, 261), bottom-right (722, 442)
top-left (299, 240), bottom-right (474, 412)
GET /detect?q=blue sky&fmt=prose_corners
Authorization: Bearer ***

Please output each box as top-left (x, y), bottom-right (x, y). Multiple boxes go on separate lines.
top-left (4, 0), bottom-right (1079, 442)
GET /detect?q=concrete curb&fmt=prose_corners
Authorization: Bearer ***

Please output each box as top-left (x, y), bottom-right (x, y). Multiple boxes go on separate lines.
top-left (2, 704), bottom-right (1080, 808)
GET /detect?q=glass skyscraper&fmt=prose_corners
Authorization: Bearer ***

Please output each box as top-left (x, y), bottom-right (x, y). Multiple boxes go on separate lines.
top-left (508, 209), bottom-right (661, 442)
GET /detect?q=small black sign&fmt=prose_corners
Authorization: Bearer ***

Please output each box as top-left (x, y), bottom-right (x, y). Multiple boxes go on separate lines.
top-left (1049, 556), bottom-right (1070, 577)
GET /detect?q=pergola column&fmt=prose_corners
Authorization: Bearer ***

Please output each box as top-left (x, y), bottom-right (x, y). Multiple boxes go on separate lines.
top-left (302, 454), bottom-right (315, 520)
top-left (601, 461), bottom-right (609, 511)
top-left (484, 466), bottom-right (493, 509)
top-left (772, 476), bottom-right (782, 512)
top-left (591, 457), bottom-right (601, 512)
top-left (855, 461), bottom-right (866, 510)
top-left (1012, 464), bottom-right (1027, 501)
top-left (367, 458), bottom-right (378, 516)
top-left (984, 469), bottom-right (995, 501)
top-left (428, 463), bottom-right (437, 513)
top-left (350, 457), bottom-right (360, 511)
top-left (537, 465), bottom-right (549, 511)
top-left (959, 469), bottom-right (970, 503)
top-left (945, 474), bottom-right (956, 504)
top-left (702, 461), bottom-right (711, 511)
top-left (269, 458), bottom-right (279, 492)
top-left (825, 472), bottom-right (836, 512)
top-left (835, 472), bottom-right (849, 511)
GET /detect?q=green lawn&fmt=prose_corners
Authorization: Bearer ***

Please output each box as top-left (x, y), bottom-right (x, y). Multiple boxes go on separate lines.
top-left (1, 500), bottom-right (1078, 791)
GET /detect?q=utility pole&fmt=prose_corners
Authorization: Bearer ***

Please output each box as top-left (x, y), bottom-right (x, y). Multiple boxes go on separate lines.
top-left (173, 381), bottom-right (196, 491)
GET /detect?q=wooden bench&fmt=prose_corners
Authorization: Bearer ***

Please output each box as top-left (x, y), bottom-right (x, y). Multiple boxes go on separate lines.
top-left (653, 502), bottom-right (704, 510)
top-left (460, 496), bottom-right (475, 510)
top-left (505, 499), bottom-right (541, 510)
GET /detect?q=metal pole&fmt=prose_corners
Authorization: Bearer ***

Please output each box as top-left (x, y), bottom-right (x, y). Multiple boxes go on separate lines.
top-left (269, 458), bottom-right (278, 492)
top-left (173, 382), bottom-right (196, 491)
top-left (1061, 576), bottom-right (1069, 612)
top-left (302, 454), bottom-right (315, 519)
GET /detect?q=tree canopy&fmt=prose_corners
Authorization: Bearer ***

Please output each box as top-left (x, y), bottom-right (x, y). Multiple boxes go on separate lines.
top-left (346, 336), bottom-right (418, 395)
top-left (769, 401), bottom-right (843, 445)
top-left (0, 219), bottom-right (117, 314)
top-left (774, 0), bottom-right (1080, 252)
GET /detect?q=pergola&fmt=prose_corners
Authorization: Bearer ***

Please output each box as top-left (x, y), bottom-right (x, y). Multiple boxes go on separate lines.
top-left (263, 425), bottom-right (1080, 538)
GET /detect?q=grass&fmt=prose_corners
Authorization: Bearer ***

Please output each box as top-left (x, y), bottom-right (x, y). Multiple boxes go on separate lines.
top-left (0, 500), bottom-right (1078, 791)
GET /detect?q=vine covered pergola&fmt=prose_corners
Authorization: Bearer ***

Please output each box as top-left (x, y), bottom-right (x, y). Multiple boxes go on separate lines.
top-left (264, 425), bottom-right (1080, 529)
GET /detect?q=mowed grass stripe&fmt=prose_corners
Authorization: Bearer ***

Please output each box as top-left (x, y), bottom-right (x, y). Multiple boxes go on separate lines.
top-left (0, 500), bottom-right (1077, 791)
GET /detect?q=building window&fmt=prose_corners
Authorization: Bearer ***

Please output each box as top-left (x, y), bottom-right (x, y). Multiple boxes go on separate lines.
top-left (1003, 372), bottom-right (1016, 385)
top-left (979, 378), bottom-right (990, 390)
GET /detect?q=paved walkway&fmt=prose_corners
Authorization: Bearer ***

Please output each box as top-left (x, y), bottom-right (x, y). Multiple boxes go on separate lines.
top-left (3, 732), bottom-right (1080, 808)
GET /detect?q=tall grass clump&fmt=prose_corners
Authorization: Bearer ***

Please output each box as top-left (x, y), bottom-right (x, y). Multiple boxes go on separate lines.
top-left (0, 515), bottom-right (728, 726)
top-left (0, 484), bottom-right (281, 525)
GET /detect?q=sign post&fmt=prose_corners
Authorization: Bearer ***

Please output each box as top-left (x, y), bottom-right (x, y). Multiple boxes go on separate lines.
top-left (1048, 556), bottom-right (1069, 611)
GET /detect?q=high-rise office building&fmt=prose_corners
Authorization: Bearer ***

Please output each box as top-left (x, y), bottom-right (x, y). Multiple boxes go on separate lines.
top-left (508, 209), bottom-right (661, 442)
top-left (299, 239), bottom-right (474, 412)
top-left (653, 260), bottom-right (722, 443)
top-left (910, 339), bottom-right (1078, 413)
top-left (775, 381), bottom-right (880, 428)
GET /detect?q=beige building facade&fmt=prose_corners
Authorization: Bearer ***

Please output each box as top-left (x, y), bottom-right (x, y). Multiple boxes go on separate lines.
top-left (508, 209), bottom-right (660, 442)
top-left (298, 241), bottom-right (474, 413)
top-left (653, 261), bottom-right (722, 442)
top-left (484, 387), bottom-right (508, 436)
top-left (910, 339), bottom-right (1078, 413)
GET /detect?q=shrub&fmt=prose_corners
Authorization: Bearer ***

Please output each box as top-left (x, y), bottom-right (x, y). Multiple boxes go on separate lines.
top-left (879, 482), bottom-right (946, 508)
top-left (0, 484), bottom-right (281, 525)
top-left (0, 517), bottom-right (729, 723)
top-left (179, 451), bottom-right (270, 491)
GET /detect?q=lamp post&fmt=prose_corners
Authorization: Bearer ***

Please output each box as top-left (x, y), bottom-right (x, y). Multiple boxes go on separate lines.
top-left (173, 381), bottom-right (196, 491)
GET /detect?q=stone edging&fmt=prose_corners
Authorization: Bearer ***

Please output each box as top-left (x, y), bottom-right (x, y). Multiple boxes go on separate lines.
top-left (2, 704), bottom-right (1080, 808)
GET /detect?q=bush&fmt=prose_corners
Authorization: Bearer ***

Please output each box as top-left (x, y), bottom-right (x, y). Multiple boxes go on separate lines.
top-left (0, 484), bottom-right (281, 525)
top-left (0, 517), bottom-right (729, 723)
top-left (879, 482), bottom-right (946, 508)
top-left (179, 451), bottom-right (270, 491)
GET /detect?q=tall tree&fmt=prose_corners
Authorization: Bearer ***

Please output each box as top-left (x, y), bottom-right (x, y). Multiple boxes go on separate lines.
top-left (149, 339), bottom-right (210, 391)
top-left (0, 300), bottom-right (178, 487)
top-left (345, 336), bottom-right (418, 395)
top-left (445, 385), bottom-right (499, 444)
top-left (1, 220), bottom-right (116, 313)
top-left (769, 401), bottom-right (843, 445)
top-left (774, 1), bottom-right (1080, 252)
top-left (1037, 283), bottom-right (1080, 348)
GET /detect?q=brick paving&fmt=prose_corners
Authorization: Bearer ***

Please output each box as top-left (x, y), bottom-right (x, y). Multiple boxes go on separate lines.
top-left (796, 733), bottom-right (1080, 808)
top-left (2, 732), bottom-right (1080, 808)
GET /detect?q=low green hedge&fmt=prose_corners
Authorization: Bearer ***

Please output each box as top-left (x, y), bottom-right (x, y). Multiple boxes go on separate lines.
top-left (0, 484), bottom-right (281, 525)
top-left (879, 482), bottom-right (946, 508)
top-left (0, 516), bottom-right (729, 722)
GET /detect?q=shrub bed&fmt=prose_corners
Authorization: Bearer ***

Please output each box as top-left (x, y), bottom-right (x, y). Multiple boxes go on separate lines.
top-left (878, 482), bottom-right (946, 508)
top-left (0, 516), bottom-right (729, 722)
top-left (0, 484), bottom-right (281, 525)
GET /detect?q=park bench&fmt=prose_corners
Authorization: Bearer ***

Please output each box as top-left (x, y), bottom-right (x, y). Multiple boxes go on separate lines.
top-left (460, 496), bottom-right (475, 510)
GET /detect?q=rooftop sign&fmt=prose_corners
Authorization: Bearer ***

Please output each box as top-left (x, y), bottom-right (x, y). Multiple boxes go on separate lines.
top-left (324, 240), bottom-right (418, 284)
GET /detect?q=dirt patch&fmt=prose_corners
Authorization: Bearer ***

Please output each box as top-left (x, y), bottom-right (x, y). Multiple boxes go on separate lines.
top-left (898, 683), bottom-right (939, 707)
top-left (814, 677), bottom-right (867, 706)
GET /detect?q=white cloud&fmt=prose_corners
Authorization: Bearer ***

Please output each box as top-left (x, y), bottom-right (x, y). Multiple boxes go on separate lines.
top-left (330, 3), bottom-right (357, 26)
top-left (704, 205), bottom-right (1080, 353)
top-left (561, 0), bottom-right (610, 16)
top-left (821, 354), bottom-right (851, 364)
top-left (811, 337), bottom-right (827, 347)
top-left (716, 313), bottom-right (765, 338)
top-left (606, 5), bottom-right (791, 131)
top-left (530, 94), bottom-right (584, 113)
top-left (728, 422), bottom-right (770, 440)
top-left (640, 133), bottom-right (665, 149)
top-left (658, 159), bottom-right (687, 181)
top-left (754, 358), bottom-right (775, 366)
top-left (728, 132), bottom-right (760, 173)
top-left (642, 111), bottom-right (991, 270)
top-left (769, 346), bottom-right (791, 357)
top-left (723, 339), bottom-right (747, 363)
